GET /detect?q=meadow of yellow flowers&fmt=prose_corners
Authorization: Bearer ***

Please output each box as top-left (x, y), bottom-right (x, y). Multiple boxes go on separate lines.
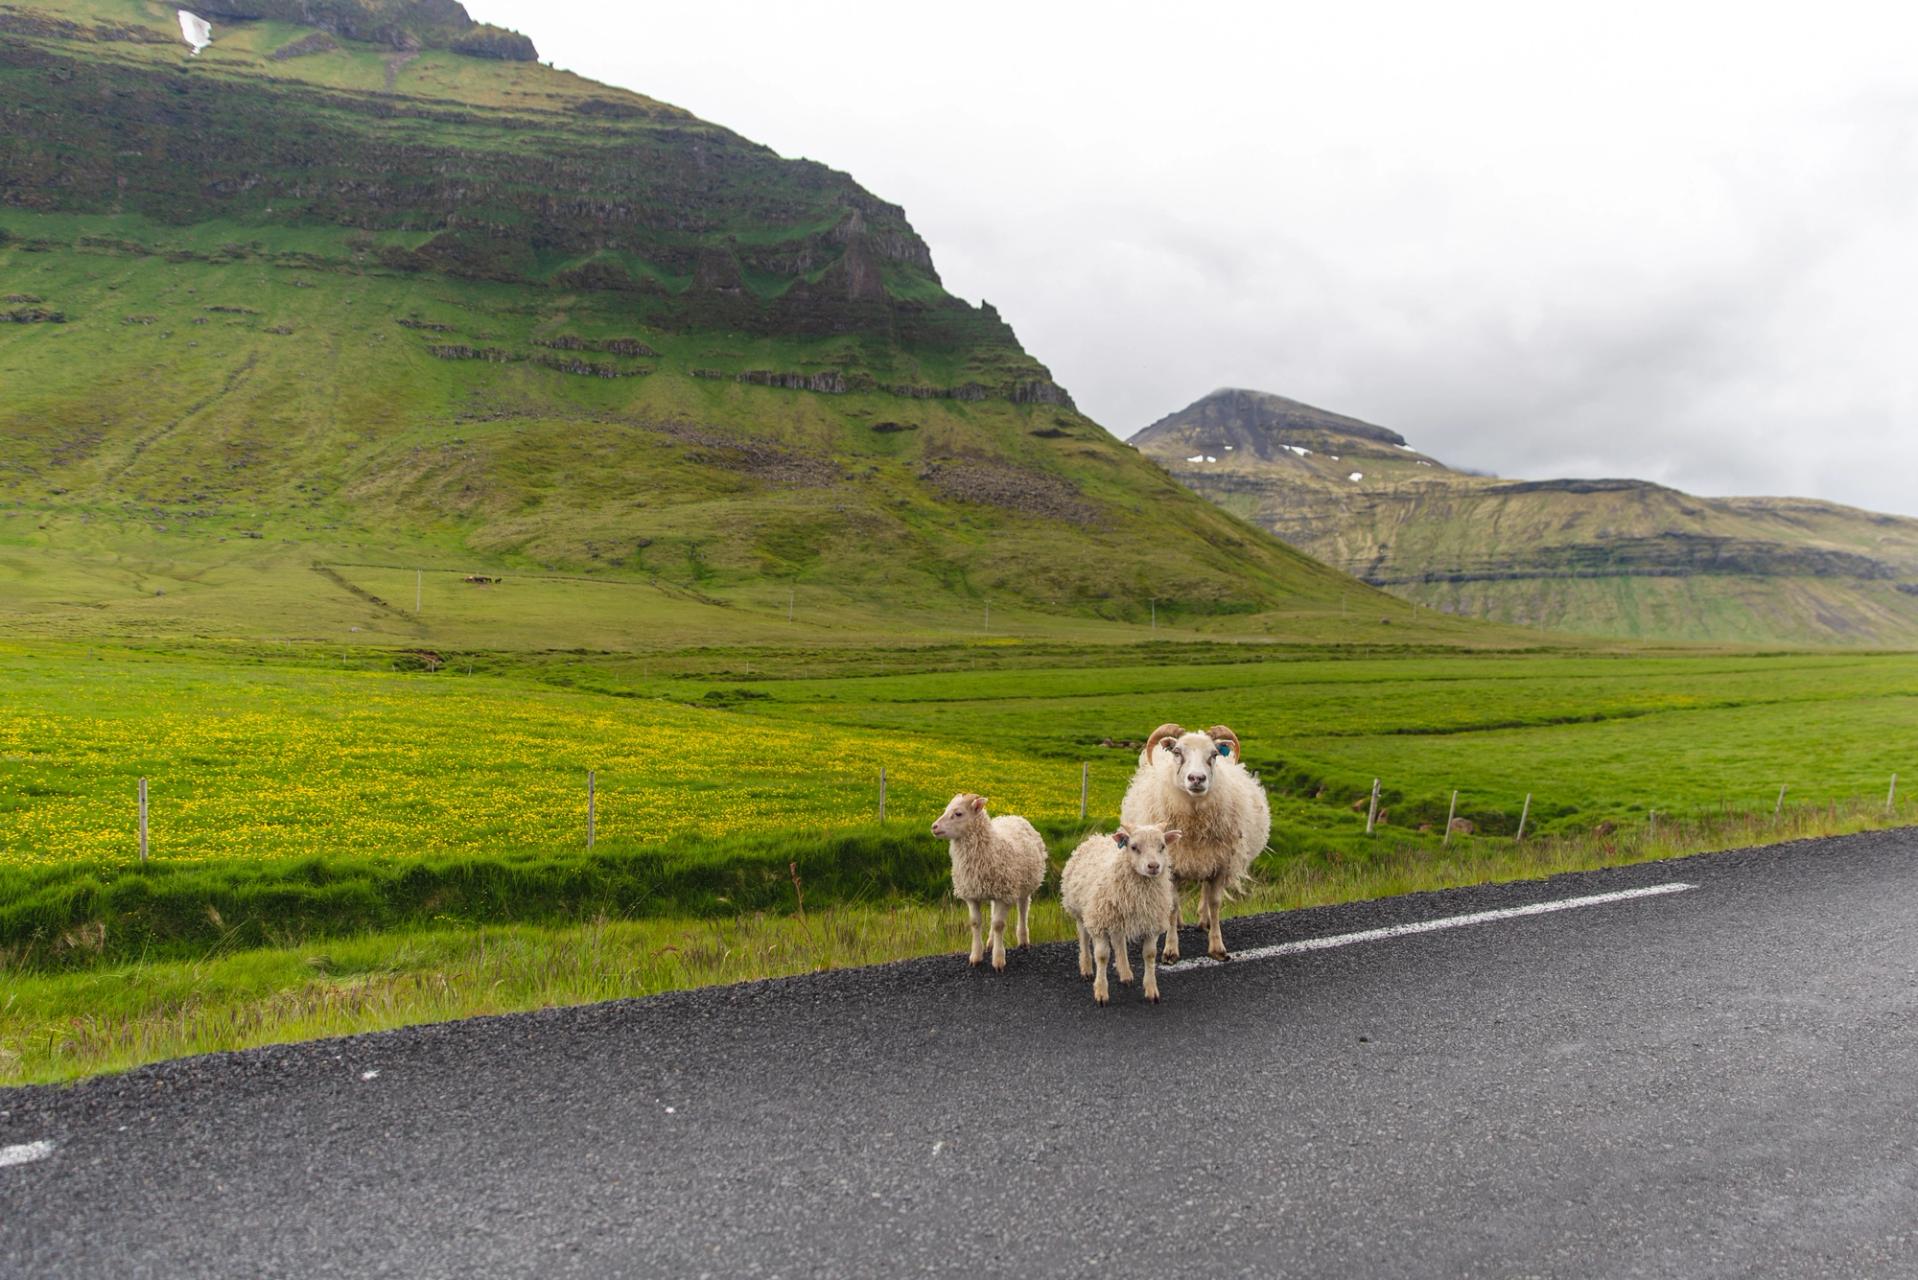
top-left (0, 645), bottom-right (1089, 867)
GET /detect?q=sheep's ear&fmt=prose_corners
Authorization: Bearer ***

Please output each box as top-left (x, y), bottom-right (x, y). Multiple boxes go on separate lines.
top-left (970, 795), bottom-right (987, 812)
top-left (1163, 829), bottom-right (1183, 845)
top-left (1113, 828), bottom-right (1130, 848)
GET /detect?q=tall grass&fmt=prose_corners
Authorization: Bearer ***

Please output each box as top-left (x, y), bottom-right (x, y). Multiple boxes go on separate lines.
top-left (0, 820), bottom-right (1092, 967)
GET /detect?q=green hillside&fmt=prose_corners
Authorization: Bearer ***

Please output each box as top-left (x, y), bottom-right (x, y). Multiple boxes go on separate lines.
top-left (1133, 388), bottom-right (1918, 646)
top-left (0, 0), bottom-right (1469, 646)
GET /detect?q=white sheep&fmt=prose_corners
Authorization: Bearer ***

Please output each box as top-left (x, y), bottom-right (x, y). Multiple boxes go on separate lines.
top-left (1061, 824), bottom-right (1180, 1005)
top-left (930, 793), bottom-right (1048, 971)
top-left (1119, 723), bottom-right (1271, 963)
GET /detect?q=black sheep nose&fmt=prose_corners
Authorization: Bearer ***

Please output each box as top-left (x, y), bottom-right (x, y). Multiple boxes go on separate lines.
top-left (1187, 773), bottom-right (1206, 785)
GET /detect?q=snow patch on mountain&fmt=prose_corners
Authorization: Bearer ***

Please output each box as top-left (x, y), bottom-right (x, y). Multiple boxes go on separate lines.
top-left (178, 10), bottom-right (212, 54)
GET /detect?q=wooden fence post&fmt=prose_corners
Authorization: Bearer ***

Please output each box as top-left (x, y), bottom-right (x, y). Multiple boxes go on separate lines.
top-left (587, 770), bottom-right (596, 850)
top-left (1366, 778), bottom-right (1381, 835)
top-left (138, 776), bottom-right (149, 864)
top-left (1773, 784), bottom-right (1788, 822)
top-left (1890, 773), bottom-right (1900, 814)
top-left (1080, 762), bottom-right (1089, 820)
top-left (1443, 789), bottom-right (1458, 846)
top-left (878, 766), bottom-right (887, 823)
top-left (1516, 793), bottom-right (1532, 842)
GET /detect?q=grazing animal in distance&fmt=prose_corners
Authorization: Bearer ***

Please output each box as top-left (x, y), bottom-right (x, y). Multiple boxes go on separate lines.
top-left (931, 793), bottom-right (1047, 971)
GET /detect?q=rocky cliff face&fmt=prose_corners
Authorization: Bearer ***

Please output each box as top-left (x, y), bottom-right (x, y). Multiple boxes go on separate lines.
top-left (0, 8), bottom-right (1052, 362)
top-left (1132, 389), bottom-right (1918, 645)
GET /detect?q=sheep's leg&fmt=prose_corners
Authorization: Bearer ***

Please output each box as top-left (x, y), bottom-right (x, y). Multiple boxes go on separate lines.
top-left (1016, 895), bottom-right (1032, 948)
top-left (1162, 900), bottom-right (1182, 962)
top-left (1142, 935), bottom-right (1161, 1003)
top-left (1075, 922), bottom-right (1093, 978)
top-left (965, 900), bottom-right (984, 966)
top-left (1204, 878), bottom-right (1228, 961)
top-left (989, 899), bottom-right (1009, 972)
top-left (1113, 932), bottom-right (1135, 985)
top-left (1092, 934), bottom-right (1112, 1005)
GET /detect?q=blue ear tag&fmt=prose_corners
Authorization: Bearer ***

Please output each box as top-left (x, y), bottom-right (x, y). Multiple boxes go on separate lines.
top-left (1219, 743), bottom-right (1231, 756)
top-left (1114, 832), bottom-right (1129, 848)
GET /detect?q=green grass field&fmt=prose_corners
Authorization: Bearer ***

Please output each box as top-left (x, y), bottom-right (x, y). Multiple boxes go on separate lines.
top-left (5, 634), bottom-right (1916, 1084)
top-left (10, 641), bottom-right (1911, 874)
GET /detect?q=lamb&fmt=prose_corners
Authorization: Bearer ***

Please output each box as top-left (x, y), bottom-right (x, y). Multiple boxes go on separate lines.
top-left (1061, 824), bottom-right (1180, 1005)
top-left (1119, 723), bottom-right (1271, 963)
top-left (930, 793), bottom-right (1048, 971)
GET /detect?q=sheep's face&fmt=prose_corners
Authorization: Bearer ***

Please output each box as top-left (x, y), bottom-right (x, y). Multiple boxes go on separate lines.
top-left (931, 793), bottom-right (986, 839)
top-left (1158, 730), bottom-right (1229, 797)
top-left (1114, 825), bottom-right (1181, 877)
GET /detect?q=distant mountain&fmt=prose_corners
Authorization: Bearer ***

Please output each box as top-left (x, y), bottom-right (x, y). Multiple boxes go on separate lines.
top-left (1132, 388), bottom-right (1409, 455)
top-left (0, 3), bottom-right (1392, 640)
top-left (1132, 389), bottom-right (1918, 645)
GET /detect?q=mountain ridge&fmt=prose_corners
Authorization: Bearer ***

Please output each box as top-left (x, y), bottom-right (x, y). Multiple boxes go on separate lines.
top-left (1131, 388), bottom-right (1918, 646)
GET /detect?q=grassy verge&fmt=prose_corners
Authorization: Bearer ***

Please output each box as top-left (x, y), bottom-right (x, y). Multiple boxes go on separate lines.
top-left (0, 820), bottom-right (1095, 967)
top-left (5, 799), bottom-right (1905, 1086)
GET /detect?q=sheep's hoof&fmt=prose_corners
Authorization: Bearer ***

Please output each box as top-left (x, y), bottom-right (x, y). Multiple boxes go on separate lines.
top-left (992, 956), bottom-right (1006, 972)
top-left (1162, 949), bottom-right (1181, 963)
top-left (1094, 991), bottom-right (1109, 1007)
top-left (968, 954), bottom-right (983, 967)
top-left (1146, 992), bottom-right (1161, 1004)
top-left (1209, 948), bottom-right (1230, 962)
top-left (1118, 976), bottom-right (1133, 986)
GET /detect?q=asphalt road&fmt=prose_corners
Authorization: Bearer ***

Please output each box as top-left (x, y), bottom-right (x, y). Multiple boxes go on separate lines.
top-left (6, 829), bottom-right (1918, 1278)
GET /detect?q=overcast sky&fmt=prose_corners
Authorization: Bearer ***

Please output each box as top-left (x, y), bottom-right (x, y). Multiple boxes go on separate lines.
top-left (469, 1), bottom-right (1918, 515)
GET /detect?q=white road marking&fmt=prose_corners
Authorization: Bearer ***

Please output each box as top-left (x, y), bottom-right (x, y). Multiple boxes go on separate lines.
top-left (0, 1140), bottom-right (56, 1169)
top-left (1164, 882), bottom-right (1697, 971)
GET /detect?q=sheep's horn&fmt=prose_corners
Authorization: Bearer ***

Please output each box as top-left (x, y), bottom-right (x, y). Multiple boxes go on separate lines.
top-left (1207, 725), bottom-right (1242, 760)
top-left (1144, 723), bottom-right (1186, 761)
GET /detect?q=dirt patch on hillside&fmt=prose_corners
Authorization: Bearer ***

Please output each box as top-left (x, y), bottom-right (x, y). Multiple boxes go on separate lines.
top-left (643, 421), bottom-right (845, 489)
top-left (918, 459), bottom-right (1101, 526)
